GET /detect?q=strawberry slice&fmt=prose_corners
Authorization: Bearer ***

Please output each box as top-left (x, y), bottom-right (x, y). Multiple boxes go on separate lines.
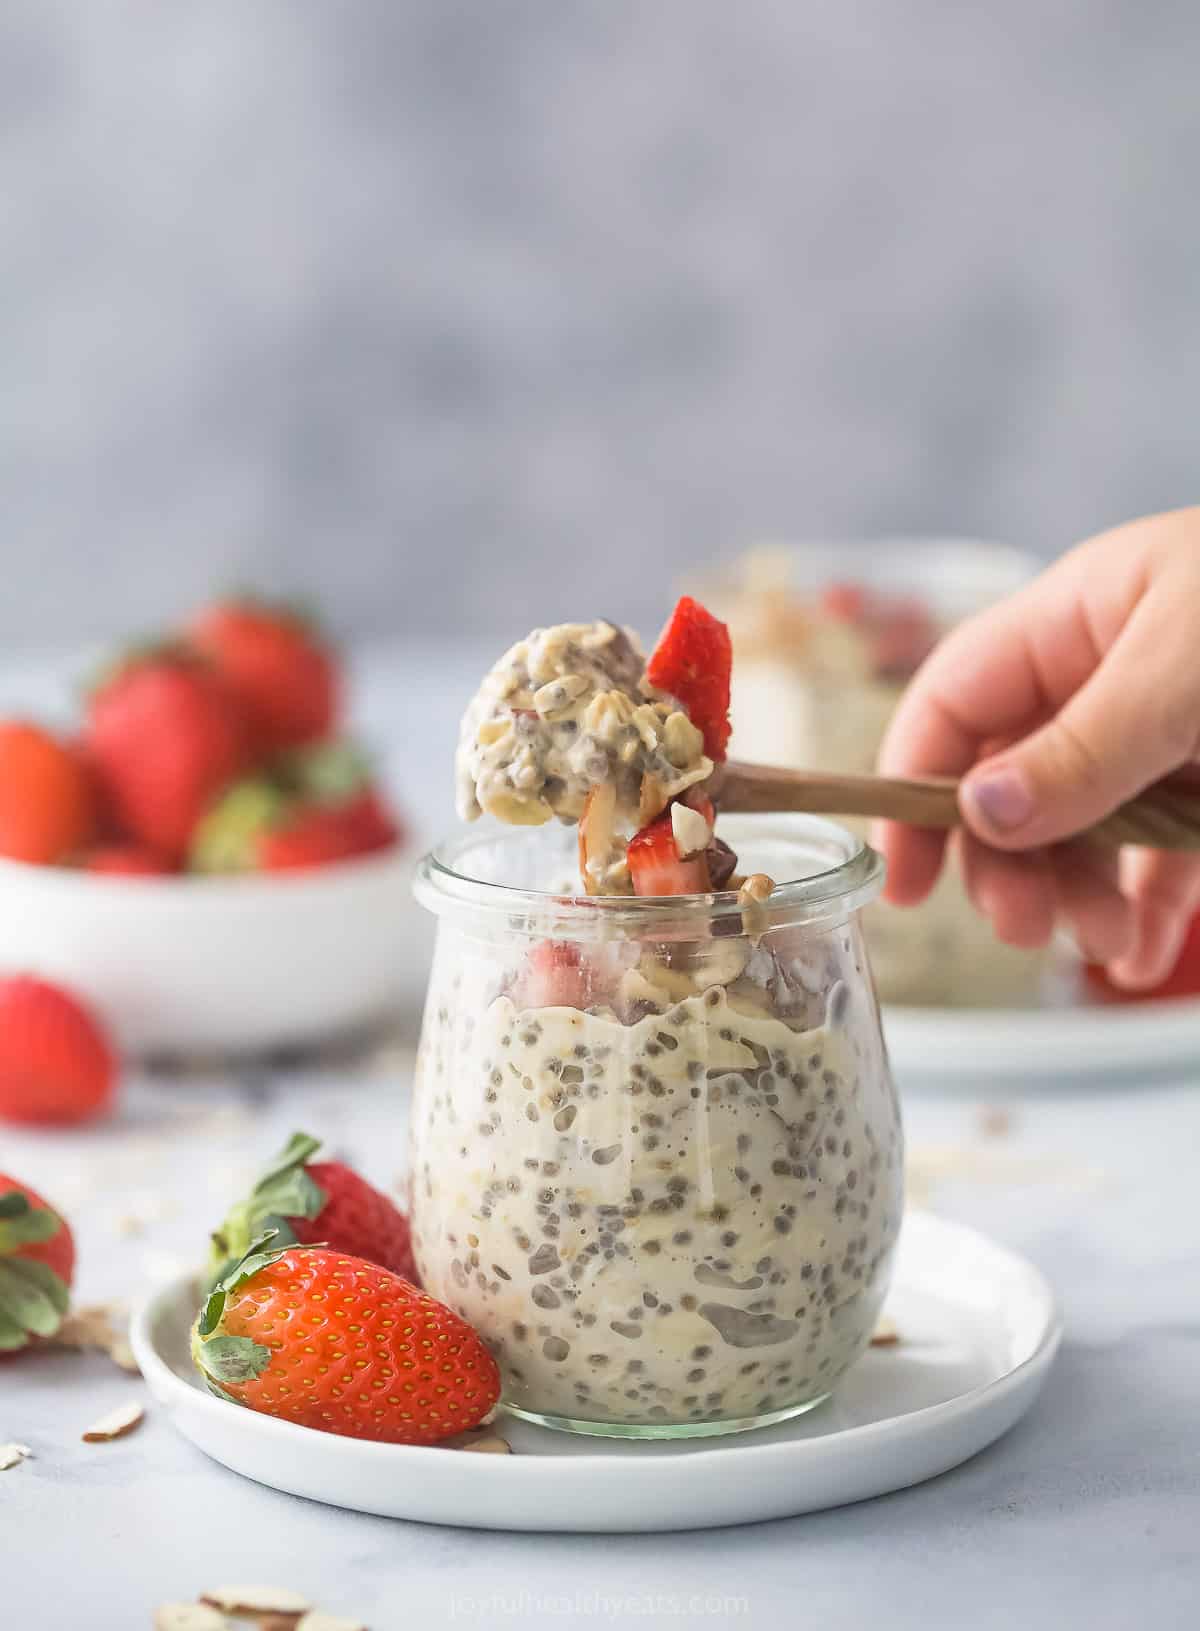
top-left (628, 810), bottom-right (713, 897)
top-left (645, 596), bottom-right (732, 763)
top-left (517, 942), bottom-right (597, 1009)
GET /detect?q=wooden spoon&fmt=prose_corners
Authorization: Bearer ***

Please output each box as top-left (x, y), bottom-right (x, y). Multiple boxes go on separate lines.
top-left (715, 760), bottom-right (1200, 850)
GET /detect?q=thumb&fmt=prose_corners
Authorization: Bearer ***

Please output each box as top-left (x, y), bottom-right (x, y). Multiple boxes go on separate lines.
top-left (959, 595), bottom-right (1200, 849)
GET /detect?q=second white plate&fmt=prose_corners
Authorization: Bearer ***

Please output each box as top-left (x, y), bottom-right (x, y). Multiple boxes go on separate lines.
top-left (884, 992), bottom-right (1200, 1086)
top-left (132, 1211), bottom-right (1059, 1533)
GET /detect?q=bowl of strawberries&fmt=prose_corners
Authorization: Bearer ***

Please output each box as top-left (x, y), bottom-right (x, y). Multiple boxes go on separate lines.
top-left (0, 597), bottom-right (423, 1055)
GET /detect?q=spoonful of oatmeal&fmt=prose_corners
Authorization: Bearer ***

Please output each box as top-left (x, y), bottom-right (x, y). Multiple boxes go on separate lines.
top-left (456, 601), bottom-right (740, 894)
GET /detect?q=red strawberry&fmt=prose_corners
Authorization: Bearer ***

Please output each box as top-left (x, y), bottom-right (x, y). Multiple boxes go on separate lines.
top-left (86, 649), bottom-right (250, 861)
top-left (516, 941), bottom-right (597, 1010)
top-left (192, 1235), bottom-right (500, 1444)
top-left (188, 597), bottom-right (339, 756)
top-left (628, 809), bottom-right (713, 897)
top-left (257, 800), bottom-right (396, 872)
top-left (645, 595), bottom-right (733, 763)
top-left (0, 977), bottom-right (116, 1126)
top-left (819, 581), bottom-right (869, 621)
top-left (0, 721), bottom-right (96, 864)
top-left (190, 742), bottom-right (401, 874)
top-left (1086, 912), bottom-right (1200, 1004)
top-left (209, 1131), bottom-right (417, 1286)
top-left (0, 1175), bottom-right (74, 1352)
top-left (82, 843), bottom-right (176, 877)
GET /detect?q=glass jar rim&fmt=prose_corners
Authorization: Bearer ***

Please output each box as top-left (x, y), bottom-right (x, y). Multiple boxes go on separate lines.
top-left (414, 812), bottom-right (885, 934)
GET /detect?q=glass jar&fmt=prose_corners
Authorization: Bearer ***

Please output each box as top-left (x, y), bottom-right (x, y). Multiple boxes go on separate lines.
top-left (411, 814), bottom-right (903, 1440)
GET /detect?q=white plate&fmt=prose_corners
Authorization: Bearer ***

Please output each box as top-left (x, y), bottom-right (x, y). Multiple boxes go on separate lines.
top-left (131, 1211), bottom-right (1059, 1532)
top-left (884, 992), bottom-right (1200, 1086)
top-left (0, 847), bottom-right (432, 1054)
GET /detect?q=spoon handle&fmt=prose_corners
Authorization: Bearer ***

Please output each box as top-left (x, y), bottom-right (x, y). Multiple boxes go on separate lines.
top-left (716, 760), bottom-right (1200, 851)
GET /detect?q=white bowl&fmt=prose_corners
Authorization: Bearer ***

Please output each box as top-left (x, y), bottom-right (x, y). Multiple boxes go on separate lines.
top-left (0, 848), bottom-right (432, 1055)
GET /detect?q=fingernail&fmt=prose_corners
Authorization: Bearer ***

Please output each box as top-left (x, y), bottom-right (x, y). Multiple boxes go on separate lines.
top-left (964, 767), bottom-right (1035, 833)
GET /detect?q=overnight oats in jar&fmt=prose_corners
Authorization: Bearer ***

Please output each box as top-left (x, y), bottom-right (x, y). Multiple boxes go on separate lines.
top-left (410, 814), bottom-right (903, 1438)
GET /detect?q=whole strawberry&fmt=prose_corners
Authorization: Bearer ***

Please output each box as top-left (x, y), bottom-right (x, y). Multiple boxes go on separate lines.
top-left (188, 597), bottom-right (339, 755)
top-left (0, 721), bottom-right (96, 864)
top-left (192, 1235), bottom-right (499, 1444)
top-left (80, 842), bottom-right (175, 877)
top-left (190, 742), bottom-right (401, 875)
top-left (0, 1175), bottom-right (74, 1352)
top-left (0, 976), bottom-right (116, 1125)
top-left (86, 648), bottom-right (249, 861)
top-left (209, 1131), bottom-right (417, 1286)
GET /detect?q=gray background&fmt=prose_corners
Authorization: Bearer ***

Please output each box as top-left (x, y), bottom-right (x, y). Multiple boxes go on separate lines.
top-left (3, 0), bottom-right (1198, 650)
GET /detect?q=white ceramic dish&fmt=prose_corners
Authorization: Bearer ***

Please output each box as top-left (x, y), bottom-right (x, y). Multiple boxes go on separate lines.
top-left (131, 1211), bottom-right (1059, 1532)
top-left (885, 991), bottom-right (1200, 1086)
top-left (0, 847), bottom-right (432, 1054)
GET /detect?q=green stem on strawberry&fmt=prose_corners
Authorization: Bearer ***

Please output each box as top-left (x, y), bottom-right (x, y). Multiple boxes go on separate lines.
top-left (206, 1130), bottom-right (326, 1285)
top-left (192, 1229), bottom-right (290, 1395)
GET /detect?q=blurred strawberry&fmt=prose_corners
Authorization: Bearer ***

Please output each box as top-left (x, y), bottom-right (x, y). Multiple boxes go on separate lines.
top-left (86, 648), bottom-right (249, 861)
top-left (0, 721), bottom-right (96, 864)
top-left (187, 596), bottom-right (339, 756)
top-left (0, 1175), bottom-right (74, 1353)
top-left (0, 977), bottom-right (116, 1125)
top-left (645, 596), bottom-right (733, 763)
top-left (190, 741), bottom-right (401, 874)
top-left (1086, 913), bottom-right (1200, 1004)
top-left (81, 843), bottom-right (176, 877)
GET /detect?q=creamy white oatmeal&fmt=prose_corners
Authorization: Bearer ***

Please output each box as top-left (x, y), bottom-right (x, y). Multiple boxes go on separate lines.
top-left (411, 929), bottom-right (902, 1429)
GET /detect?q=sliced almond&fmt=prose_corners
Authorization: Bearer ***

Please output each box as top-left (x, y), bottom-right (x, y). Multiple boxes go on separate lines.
top-left (154, 1606), bottom-right (230, 1631)
top-left (443, 1425), bottom-right (513, 1454)
top-left (578, 782), bottom-right (617, 896)
top-left (82, 1399), bottom-right (145, 1442)
top-left (0, 1443), bottom-right (32, 1471)
top-left (870, 1316), bottom-right (900, 1347)
top-left (201, 1587), bottom-right (311, 1617)
top-left (637, 772), bottom-right (668, 828)
top-left (670, 800), bottom-right (711, 859)
top-left (979, 1106), bottom-right (1012, 1138)
top-left (52, 1302), bottom-right (141, 1374)
top-left (297, 1614), bottom-right (370, 1631)
top-left (459, 1433), bottom-right (512, 1454)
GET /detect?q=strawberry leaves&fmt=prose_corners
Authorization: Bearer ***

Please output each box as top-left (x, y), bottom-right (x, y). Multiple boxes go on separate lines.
top-left (206, 1132), bottom-right (326, 1283)
top-left (0, 1257), bottom-right (70, 1349)
top-left (0, 1192), bottom-right (63, 1253)
top-left (198, 1230), bottom-right (291, 1338)
top-left (198, 1335), bottom-right (271, 1385)
top-left (193, 1230), bottom-right (289, 1394)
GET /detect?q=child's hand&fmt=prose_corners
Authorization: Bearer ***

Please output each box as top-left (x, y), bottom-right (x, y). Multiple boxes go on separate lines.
top-left (876, 508), bottom-right (1200, 988)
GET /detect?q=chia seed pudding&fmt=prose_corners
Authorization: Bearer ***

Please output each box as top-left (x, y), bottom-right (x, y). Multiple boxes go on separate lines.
top-left (411, 817), bottom-right (904, 1437)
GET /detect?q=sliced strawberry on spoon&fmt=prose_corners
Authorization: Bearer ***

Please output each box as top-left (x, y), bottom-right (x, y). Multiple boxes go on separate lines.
top-left (628, 808), bottom-right (713, 897)
top-left (645, 596), bottom-right (733, 763)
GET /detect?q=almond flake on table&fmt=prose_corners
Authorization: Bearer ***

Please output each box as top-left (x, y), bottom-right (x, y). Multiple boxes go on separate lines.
top-left (200, 1587), bottom-right (311, 1617)
top-left (0, 1443), bottom-right (32, 1470)
top-left (870, 1316), bottom-right (900, 1347)
top-left (81, 1400), bottom-right (145, 1441)
top-left (296, 1614), bottom-right (370, 1631)
top-left (154, 1605), bottom-right (230, 1631)
top-left (51, 1302), bottom-right (140, 1374)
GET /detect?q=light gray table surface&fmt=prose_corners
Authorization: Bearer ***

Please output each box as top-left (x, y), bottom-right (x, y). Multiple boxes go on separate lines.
top-left (2, 644), bottom-right (1198, 1629)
